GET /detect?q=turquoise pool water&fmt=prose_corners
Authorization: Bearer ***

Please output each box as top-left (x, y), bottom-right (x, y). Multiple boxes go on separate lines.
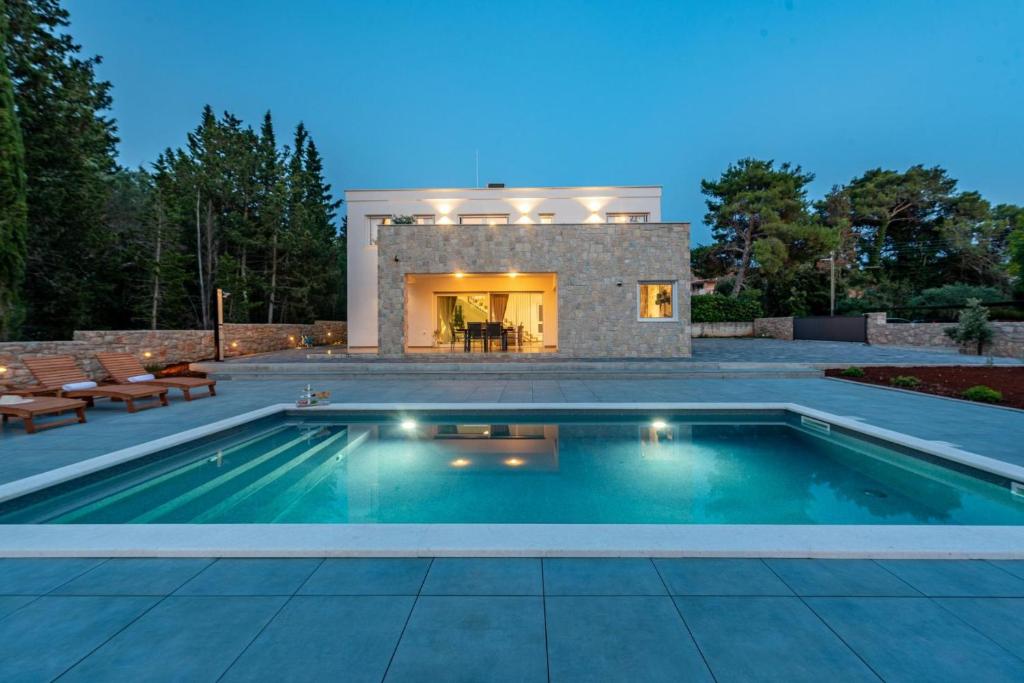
top-left (1, 411), bottom-right (1022, 524)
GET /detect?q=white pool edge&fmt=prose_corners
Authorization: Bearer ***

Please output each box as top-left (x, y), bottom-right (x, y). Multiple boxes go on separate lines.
top-left (0, 402), bottom-right (1021, 559)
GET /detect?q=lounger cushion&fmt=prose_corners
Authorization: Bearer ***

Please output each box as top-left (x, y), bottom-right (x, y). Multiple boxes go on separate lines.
top-left (62, 381), bottom-right (98, 392)
top-left (127, 374), bottom-right (156, 383)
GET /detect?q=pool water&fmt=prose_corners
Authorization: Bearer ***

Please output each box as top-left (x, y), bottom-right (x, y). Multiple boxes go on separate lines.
top-left (1, 411), bottom-right (1022, 525)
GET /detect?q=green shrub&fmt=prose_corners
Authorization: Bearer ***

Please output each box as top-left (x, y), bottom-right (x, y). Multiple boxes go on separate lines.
top-left (945, 298), bottom-right (994, 355)
top-left (909, 284), bottom-right (1004, 308)
top-left (692, 293), bottom-right (763, 323)
top-left (961, 385), bottom-right (1003, 403)
top-left (840, 367), bottom-right (865, 378)
top-left (889, 375), bottom-right (922, 389)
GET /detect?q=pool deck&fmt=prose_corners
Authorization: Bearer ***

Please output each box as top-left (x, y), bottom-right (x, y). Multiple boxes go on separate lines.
top-left (0, 556), bottom-right (1022, 681)
top-left (1, 375), bottom-right (1022, 679)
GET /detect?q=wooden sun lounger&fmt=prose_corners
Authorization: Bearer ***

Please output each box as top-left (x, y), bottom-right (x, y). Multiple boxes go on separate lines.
top-left (21, 356), bottom-right (168, 412)
top-left (0, 396), bottom-right (87, 434)
top-left (96, 353), bottom-right (217, 401)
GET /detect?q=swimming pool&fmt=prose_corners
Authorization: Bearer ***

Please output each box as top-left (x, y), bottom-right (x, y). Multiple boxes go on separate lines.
top-left (1, 409), bottom-right (1021, 525)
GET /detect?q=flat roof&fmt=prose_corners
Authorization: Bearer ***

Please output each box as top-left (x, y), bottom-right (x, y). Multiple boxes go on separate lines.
top-left (345, 184), bottom-right (662, 194)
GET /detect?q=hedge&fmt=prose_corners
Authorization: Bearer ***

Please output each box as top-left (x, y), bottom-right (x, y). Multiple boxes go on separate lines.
top-left (691, 294), bottom-right (763, 323)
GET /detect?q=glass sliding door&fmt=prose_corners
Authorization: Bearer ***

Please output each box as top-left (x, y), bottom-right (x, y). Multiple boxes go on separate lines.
top-left (435, 291), bottom-right (544, 347)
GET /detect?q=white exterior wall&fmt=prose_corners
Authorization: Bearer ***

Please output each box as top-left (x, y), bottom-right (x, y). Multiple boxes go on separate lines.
top-left (346, 185), bottom-right (662, 348)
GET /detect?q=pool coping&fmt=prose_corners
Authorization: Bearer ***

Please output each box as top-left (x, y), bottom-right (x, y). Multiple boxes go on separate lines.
top-left (0, 402), bottom-right (1021, 559)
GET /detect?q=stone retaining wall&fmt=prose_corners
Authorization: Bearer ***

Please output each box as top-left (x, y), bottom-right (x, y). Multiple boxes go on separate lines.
top-left (0, 321), bottom-right (346, 388)
top-left (753, 316), bottom-right (794, 340)
top-left (866, 312), bottom-right (1023, 358)
top-left (691, 321), bottom-right (754, 338)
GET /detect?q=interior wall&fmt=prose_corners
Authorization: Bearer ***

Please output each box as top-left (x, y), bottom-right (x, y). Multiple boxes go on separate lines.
top-left (404, 274), bottom-right (557, 348)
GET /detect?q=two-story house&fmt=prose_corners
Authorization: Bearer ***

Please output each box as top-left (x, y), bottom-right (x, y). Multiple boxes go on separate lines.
top-left (346, 184), bottom-right (691, 357)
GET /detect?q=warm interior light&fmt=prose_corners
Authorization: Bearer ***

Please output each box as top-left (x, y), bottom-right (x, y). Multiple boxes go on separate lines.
top-left (400, 419), bottom-right (417, 431)
top-left (652, 420), bottom-right (668, 430)
top-left (504, 458), bottom-right (525, 467)
top-left (454, 271), bottom-right (465, 278)
top-left (451, 458), bottom-right (471, 468)
top-left (508, 271), bottom-right (518, 278)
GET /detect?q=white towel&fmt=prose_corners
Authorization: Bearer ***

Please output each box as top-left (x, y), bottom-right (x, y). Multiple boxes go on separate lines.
top-left (127, 374), bottom-right (156, 383)
top-left (62, 381), bottom-right (98, 392)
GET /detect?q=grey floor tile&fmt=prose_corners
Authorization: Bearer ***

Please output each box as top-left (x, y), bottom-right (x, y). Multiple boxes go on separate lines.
top-left (655, 559), bottom-right (792, 596)
top-left (386, 596), bottom-right (546, 682)
top-left (989, 560), bottom-right (1024, 581)
top-left (62, 596), bottom-right (286, 682)
top-left (675, 596), bottom-right (877, 682)
top-left (175, 558), bottom-right (321, 596)
top-left (0, 558), bottom-right (105, 594)
top-left (544, 558), bottom-right (666, 595)
top-left (546, 596), bottom-right (712, 682)
top-left (0, 596), bottom-right (156, 681)
top-left (765, 559), bottom-right (919, 596)
top-left (54, 558), bottom-right (213, 596)
top-left (934, 598), bottom-right (1024, 659)
top-left (876, 560), bottom-right (1024, 596)
top-left (809, 597), bottom-right (1024, 682)
top-left (0, 595), bottom-right (36, 620)
top-left (222, 596), bottom-right (414, 682)
top-left (422, 558), bottom-right (542, 596)
top-left (299, 558), bottom-right (430, 595)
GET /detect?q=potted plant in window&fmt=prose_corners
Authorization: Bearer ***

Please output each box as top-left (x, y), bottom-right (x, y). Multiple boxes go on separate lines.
top-left (655, 288), bottom-right (672, 317)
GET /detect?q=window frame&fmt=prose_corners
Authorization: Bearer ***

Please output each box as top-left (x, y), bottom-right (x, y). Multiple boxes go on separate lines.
top-left (367, 215), bottom-right (392, 245)
top-left (607, 212), bottom-right (650, 224)
top-left (538, 213), bottom-right (555, 224)
top-left (458, 214), bottom-right (511, 225)
top-left (636, 280), bottom-right (678, 322)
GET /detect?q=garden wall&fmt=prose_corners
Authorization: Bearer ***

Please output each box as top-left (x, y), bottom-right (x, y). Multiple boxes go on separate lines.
top-left (865, 312), bottom-right (1023, 359)
top-left (0, 321), bottom-right (346, 388)
top-left (753, 317), bottom-right (794, 340)
top-left (691, 322), bottom-right (754, 338)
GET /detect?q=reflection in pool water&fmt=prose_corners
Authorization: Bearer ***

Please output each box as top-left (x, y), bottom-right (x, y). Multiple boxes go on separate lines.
top-left (1, 413), bottom-right (1021, 525)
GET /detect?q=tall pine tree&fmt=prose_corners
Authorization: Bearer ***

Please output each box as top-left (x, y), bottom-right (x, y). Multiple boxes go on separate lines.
top-left (0, 0), bottom-right (28, 339)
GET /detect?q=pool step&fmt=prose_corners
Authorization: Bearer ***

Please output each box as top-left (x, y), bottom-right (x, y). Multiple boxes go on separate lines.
top-left (192, 360), bottom-right (823, 381)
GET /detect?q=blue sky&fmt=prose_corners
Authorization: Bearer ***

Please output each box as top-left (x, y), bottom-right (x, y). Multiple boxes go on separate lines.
top-left (67, 0), bottom-right (1022, 244)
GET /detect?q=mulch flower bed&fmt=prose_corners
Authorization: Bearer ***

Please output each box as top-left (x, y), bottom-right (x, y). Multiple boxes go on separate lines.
top-left (825, 365), bottom-right (1024, 410)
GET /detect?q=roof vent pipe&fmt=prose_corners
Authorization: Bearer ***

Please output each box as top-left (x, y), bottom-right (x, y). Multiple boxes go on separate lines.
top-left (487, 182), bottom-right (505, 188)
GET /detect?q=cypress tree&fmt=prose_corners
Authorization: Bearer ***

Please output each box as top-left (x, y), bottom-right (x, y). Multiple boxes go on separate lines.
top-left (0, 1), bottom-right (28, 339)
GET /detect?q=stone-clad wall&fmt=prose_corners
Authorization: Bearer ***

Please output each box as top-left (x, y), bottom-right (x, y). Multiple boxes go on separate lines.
top-left (377, 223), bottom-right (691, 357)
top-left (753, 317), bottom-right (794, 340)
top-left (866, 312), bottom-right (1023, 358)
top-left (691, 322), bottom-right (754, 338)
top-left (0, 321), bottom-right (346, 388)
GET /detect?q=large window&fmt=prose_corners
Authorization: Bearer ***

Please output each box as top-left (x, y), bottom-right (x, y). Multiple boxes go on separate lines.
top-left (436, 292), bottom-right (544, 344)
top-left (367, 215), bottom-right (391, 245)
top-left (638, 281), bottom-right (676, 321)
top-left (459, 214), bottom-right (510, 225)
top-left (607, 212), bottom-right (649, 224)
top-left (414, 215), bottom-right (435, 225)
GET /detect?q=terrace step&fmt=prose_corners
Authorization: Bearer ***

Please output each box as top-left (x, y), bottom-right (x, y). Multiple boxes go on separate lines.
top-left (190, 360), bottom-right (823, 381)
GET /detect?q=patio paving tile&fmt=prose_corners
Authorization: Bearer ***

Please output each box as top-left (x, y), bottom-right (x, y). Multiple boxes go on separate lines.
top-left (221, 596), bottom-right (414, 682)
top-left (62, 596), bottom-right (286, 682)
top-left (0, 558), bottom-right (105, 594)
top-left (174, 558), bottom-right (321, 596)
top-left (54, 558), bottom-right (214, 596)
top-left (385, 595), bottom-right (546, 682)
top-left (0, 596), bottom-right (156, 682)
top-left (421, 558), bottom-right (542, 596)
top-left (298, 558), bottom-right (430, 595)
top-left (675, 596), bottom-right (877, 682)
top-left (808, 597), bottom-right (1024, 683)
top-left (543, 558), bottom-right (667, 595)
top-left (764, 559), bottom-right (920, 596)
top-left (933, 598), bottom-right (1024, 659)
top-left (0, 595), bottom-right (35, 620)
top-left (876, 560), bottom-right (1024, 596)
top-left (546, 596), bottom-right (712, 682)
top-left (654, 558), bottom-right (793, 596)
top-left (988, 560), bottom-right (1024, 581)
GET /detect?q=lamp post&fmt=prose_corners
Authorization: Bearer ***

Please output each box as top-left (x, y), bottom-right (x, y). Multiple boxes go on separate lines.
top-left (213, 289), bottom-right (230, 361)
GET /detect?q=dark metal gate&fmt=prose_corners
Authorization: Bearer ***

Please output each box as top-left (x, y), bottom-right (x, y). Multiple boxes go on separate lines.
top-left (793, 316), bottom-right (867, 343)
